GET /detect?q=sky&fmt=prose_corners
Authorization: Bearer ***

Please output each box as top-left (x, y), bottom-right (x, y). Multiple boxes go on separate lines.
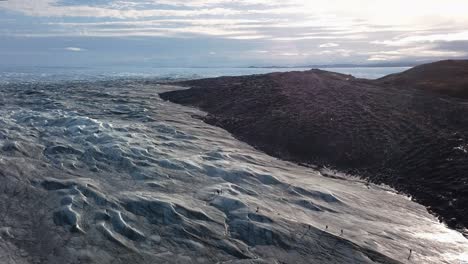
top-left (1, 0), bottom-right (468, 67)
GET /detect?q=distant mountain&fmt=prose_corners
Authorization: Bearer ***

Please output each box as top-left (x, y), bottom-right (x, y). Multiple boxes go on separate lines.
top-left (248, 62), bottom-right (419, 69)
top-left (377, 60), bottom-right (468, 99)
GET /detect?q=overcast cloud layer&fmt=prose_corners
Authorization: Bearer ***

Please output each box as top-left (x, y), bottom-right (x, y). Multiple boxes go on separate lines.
top-left (1, 0), bottom-right (468, 67)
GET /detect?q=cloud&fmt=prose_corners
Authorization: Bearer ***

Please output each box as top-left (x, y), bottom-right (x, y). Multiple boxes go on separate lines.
top-left (367, 46), bottom-right (467, 61)
top-left (318, 49), bottom-right (353, 57)
top-left (1, 0), bottom-right (468, 65)
top-left (372, 31), bottom-right (468, 46)
top-left (319, 43), bottom-right (339, 48)
top-left (64, 47), bottom-right (85, 52)
top-left (1, 0), bottom-right (467, 44)
top-left (280, 52), bottom-right (300, 56)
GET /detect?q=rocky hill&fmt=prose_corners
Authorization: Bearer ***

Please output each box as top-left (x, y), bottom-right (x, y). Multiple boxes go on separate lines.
top-left (160, 65), bottom-right (468, 230)
top-left (377, 60), bottom-right (468, 98)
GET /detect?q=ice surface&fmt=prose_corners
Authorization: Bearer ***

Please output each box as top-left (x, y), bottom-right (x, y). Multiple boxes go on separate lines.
top-left (0, 80), bottom-right (467, 263)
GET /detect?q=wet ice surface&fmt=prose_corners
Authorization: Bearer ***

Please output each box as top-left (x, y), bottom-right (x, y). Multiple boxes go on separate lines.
top-left (0, 80), bottom-right (467, 264)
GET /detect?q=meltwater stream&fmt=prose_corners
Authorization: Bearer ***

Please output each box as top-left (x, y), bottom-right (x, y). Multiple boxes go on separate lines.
top-left (0, 79), bottom-right (467, 264)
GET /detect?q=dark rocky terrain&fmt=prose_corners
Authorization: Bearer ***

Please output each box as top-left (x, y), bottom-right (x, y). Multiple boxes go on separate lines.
top-left (160, 63), bottom-right (468, 230)
top-left (377, 60), bottom-right (468, 98)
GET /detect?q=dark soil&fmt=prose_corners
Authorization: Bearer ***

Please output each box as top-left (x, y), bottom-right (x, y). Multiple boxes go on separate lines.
top-left (378, 60), bottom-right (468, 99)
top-left (159, 66), bottom-right (468, 230)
